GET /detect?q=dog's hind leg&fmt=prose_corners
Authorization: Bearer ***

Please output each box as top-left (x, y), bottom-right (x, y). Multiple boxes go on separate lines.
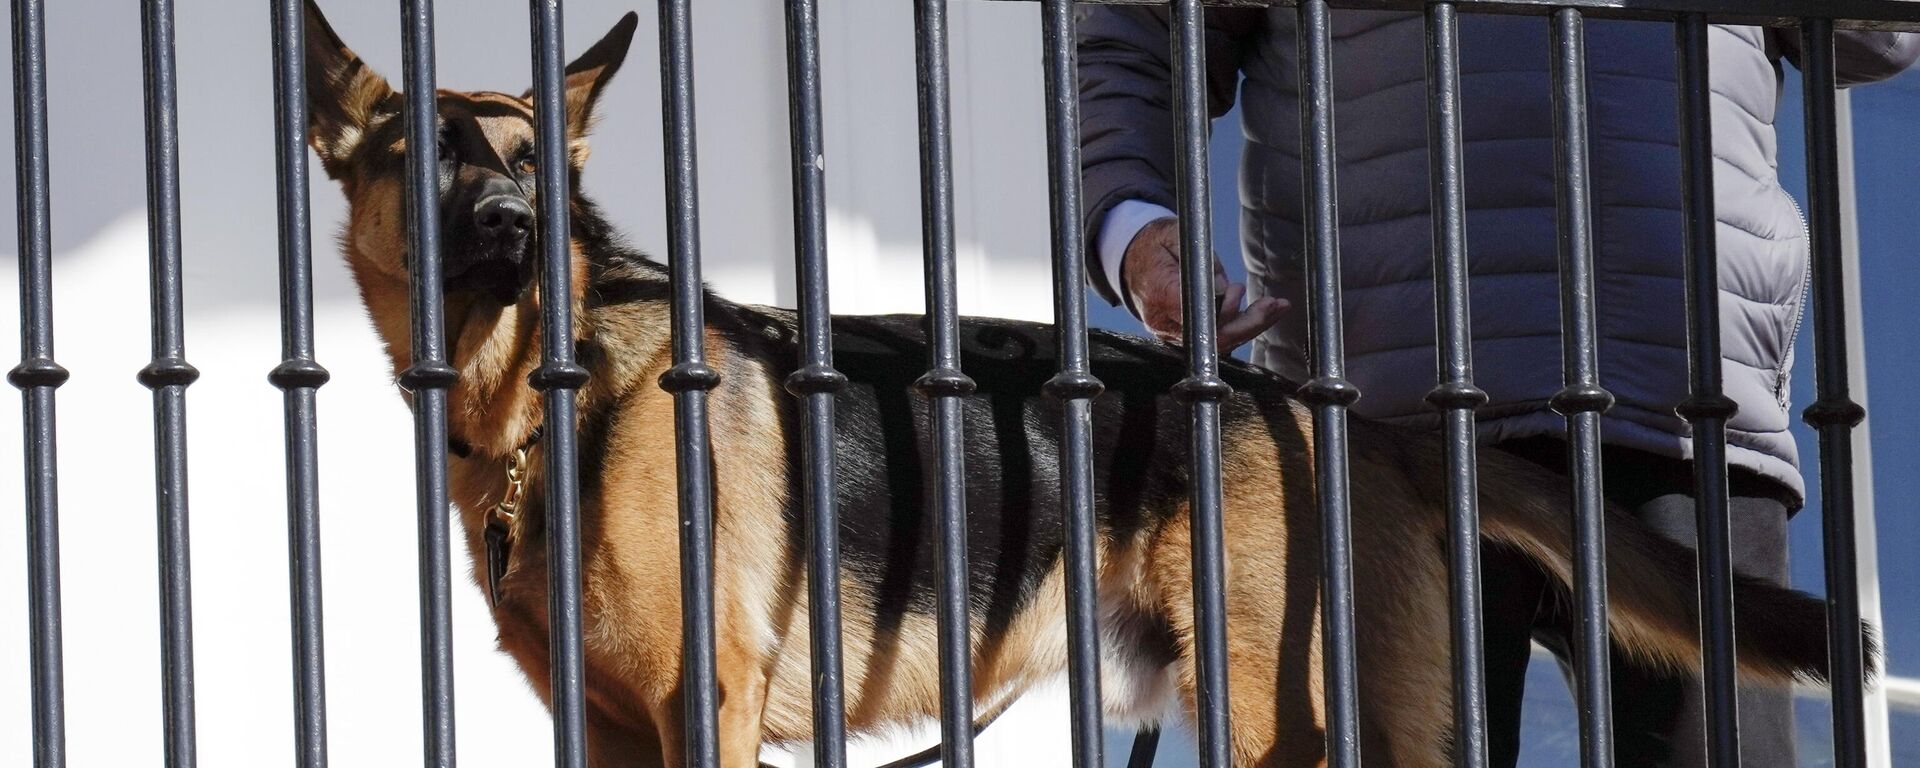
top-left (1140, 427), bottom-right (1459, 768)
top-left (1346, 510), bottom-right (1457, 768)
top-left (1145, 498), bottom-right (1326, 768)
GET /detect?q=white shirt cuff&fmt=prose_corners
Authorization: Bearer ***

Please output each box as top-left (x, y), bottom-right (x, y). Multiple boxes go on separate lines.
top-left (1096, 200), bottom-right (1178, 317)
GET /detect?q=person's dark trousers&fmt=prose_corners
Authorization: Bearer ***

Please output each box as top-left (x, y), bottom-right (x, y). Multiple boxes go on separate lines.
top-left (1479, 436), bottom-right (1800, 768)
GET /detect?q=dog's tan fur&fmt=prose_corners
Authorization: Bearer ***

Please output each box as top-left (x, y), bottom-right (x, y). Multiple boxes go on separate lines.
top-left (301, 3), bottom-right (1868, 765)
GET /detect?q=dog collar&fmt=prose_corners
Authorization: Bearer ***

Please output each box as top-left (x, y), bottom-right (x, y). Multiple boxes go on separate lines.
top-left (482, 426), bottom-right (543, 607)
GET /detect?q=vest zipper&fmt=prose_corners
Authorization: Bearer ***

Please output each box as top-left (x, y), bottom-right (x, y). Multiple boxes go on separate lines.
top-left (1779, 190), bottom-right (1813, 408)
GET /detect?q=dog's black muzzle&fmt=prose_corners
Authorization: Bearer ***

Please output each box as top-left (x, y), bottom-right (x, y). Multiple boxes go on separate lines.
top-left (446, 174), bottom-right (535, 305)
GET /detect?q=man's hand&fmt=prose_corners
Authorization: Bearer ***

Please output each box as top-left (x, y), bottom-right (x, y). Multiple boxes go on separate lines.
top-left (1121, 216), bottom-right (1288, 351)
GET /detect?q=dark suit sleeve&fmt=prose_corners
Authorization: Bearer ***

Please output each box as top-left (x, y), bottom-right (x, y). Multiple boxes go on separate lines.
top-left (1078, 7), bottom-right (1265, 305)
top-left (1774, 28), bottom-right (1920, 87)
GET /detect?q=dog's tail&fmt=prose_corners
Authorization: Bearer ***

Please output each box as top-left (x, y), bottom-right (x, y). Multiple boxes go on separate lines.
top-left (1473, 454), bottom-right (1876, 687)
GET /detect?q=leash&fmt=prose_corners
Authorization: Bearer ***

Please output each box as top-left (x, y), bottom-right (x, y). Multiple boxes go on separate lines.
top-left (481, 426), bottom-right (543, 607)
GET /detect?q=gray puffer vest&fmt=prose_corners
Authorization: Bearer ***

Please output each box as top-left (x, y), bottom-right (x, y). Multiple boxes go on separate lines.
top-left (1078, 8), bottom-right (1920, 502)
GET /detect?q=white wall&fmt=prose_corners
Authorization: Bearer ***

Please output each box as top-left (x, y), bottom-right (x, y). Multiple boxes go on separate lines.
top-left (0, 2), bottom-right (1155, 767)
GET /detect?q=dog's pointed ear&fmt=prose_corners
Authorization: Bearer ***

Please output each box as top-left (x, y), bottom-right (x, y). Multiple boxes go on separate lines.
top-left (564, 12), bottom-right (638, 138)
top-left (304, 0), bottom-right (396, 177)
top-left (536, 11), bottom-right (637, 154)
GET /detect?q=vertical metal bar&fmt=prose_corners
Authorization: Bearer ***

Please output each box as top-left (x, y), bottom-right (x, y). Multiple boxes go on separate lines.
top-left (267, 3), bottom-right (332, 766)
top-left (1548, 11), bottom-right (1615, 768)
top-left (1039, 1), bottom-right (1105, 766)
top-left (655, 1), bottom-right (723, 765)
top-left (527, 2), bottom-right (592, 766)
top-left (8, 2), bottom-right (68, 766)
top-left (138, 1), bottom-right (200, 765)
top-left (1674, 15), bottom-right (1743, 768)
top-left (396, 2), bottom-right (459, 766)
top-left (1168, 2), bottom-right (1235, 767)
top-left (910, 2), bottom-right (978, 765)
top-left (1797, 17), bottom-right (1871, 768)
top-left (1422, 5), bottom-right (1488, 767)
top-left (782, 1), bottom-right (847, 765)
top-left (1292, 3), bottom-right (1361, 767)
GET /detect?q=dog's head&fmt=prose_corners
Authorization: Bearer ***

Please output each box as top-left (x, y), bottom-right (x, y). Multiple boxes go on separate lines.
top-left (304, 0), bottom-right (636, 306)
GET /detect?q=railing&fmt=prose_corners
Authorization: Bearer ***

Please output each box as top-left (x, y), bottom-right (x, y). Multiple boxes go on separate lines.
top-left (8, 1), bottom-right (1917, 767)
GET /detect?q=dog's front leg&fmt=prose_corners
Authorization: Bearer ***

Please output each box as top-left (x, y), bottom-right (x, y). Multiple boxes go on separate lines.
top-left (715, 638), bottom-right (771, 768)
top-left (645, 693), bottom-right (686, 768)
top-left (584, 702), bottom-right (665, 768)
top-left (645, 667), bottom-right (769, 767)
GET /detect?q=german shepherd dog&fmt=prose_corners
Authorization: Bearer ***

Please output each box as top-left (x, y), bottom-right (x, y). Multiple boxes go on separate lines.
top-left (302, 3), bottom-right (1872, 765)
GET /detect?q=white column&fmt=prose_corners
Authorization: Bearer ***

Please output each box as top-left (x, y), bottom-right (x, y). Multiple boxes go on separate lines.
top-left (1837, 86), bottom-right (1897, 768)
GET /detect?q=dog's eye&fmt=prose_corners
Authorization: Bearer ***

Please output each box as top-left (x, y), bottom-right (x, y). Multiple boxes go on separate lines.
top-left (517, 156), bottom-right (537, 175)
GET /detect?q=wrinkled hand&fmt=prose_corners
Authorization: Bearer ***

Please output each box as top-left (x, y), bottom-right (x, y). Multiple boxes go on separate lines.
top-left (1121, 217), bottom-right (1288, 352)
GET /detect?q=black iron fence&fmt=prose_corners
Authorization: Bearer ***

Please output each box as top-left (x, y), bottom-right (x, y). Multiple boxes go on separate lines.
top-left (8, 1), bottom-right (1917, 767)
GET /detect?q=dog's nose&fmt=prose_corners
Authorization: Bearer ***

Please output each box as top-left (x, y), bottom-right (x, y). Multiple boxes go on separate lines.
top-left (474, 195), bottom-right (533, 240)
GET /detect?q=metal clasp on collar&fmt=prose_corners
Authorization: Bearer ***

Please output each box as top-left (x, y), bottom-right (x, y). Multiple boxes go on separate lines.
top-left (484, 444), bottom-right (532, 607)
top-left (492, 445), bottom-right (531, 527)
